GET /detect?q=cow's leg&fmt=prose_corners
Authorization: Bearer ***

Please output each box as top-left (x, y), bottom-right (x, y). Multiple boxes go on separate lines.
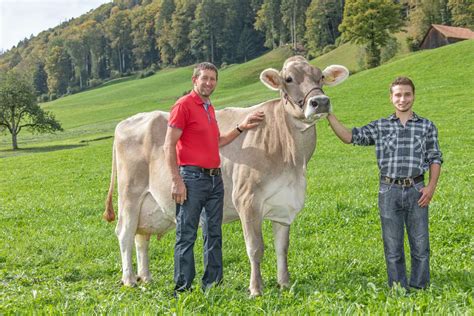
top-left (135, 233), bottom-right (152, 283)
top-left (241, 217), bottom-right (265, 296)
top-left (115, 197), bottom-right (140, 286)
top-left (272, 221), bottom-right (290, 288)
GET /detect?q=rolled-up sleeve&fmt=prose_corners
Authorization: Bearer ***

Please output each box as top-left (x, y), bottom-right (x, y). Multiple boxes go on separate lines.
top-left (351, 121), bottom-right (378, 146)
top-left (425, 122), bottom-right (443, 165)
top-left (168, 102), bottom-right (187, 130)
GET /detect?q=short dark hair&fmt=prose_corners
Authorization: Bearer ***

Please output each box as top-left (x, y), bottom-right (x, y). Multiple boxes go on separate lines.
top-left (193, 62), bottom-right (218, 80)
top-left (390, 76), bottom-right (415, 94)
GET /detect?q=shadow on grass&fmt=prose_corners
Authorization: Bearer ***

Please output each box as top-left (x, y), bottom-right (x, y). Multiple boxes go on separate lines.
top-left (0, 144), bottom-right (87, 158)
top-left (79, 135), bottom-right (113, 143)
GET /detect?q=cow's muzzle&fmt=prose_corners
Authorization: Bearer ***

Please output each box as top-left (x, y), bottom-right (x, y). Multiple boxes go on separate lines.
top-left (304, 95), bottom-right (331, 121)
top-left (309, 95), bottom-right (329, 108)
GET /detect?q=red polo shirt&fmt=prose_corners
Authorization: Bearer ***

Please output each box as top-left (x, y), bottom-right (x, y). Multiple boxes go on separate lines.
top-left (168, 90), bottom-right (221, 168)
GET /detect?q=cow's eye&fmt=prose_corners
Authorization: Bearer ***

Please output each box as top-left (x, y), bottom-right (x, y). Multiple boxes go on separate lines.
top-left (285, 77), bottom-right (293, 83)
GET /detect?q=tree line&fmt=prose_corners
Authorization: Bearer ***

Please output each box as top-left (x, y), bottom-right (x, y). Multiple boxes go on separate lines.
top-left (0, 0), bottom-right (472, 103)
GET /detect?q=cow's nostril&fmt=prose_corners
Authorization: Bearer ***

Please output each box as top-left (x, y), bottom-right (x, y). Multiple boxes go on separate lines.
top-left (311, 100), bottom-right (318, 107)
top-left (318, 97), bottom-right (329, 107)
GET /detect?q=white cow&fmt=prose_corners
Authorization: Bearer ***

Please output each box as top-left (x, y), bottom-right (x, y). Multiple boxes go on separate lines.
top-left (104, 56), bottom-right (349, 296)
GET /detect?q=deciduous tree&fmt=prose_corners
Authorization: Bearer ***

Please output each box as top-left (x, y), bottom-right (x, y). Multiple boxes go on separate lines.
top-left (81, 20), bottom-right (108, 80)
top-left (45, 45), bottom-right (73, 96)
top-left (305, 0), bottom-right (343, 57)
top-left (155, 0), bottom-right (176, 66)
top-left (255, 0), bottom-right (284, 48)
top-left (64, 26), bottom-right (90, 89)
top-left (339, 0), bottom-right (403, 68)
top-left (169, 0), bottom-right (197, 65)
top-left (280, 0), bottom-right (310, 49)
top-left (0, 73), bottom-right (63, 150)
top-left (448, 0), bottom-right (473, 27)
top-left (105, 8), bottom-right (133, 74)
top-left (131, 5), bottom-right (158, 69)
top-left (190, 0), bottom-right (226, 64)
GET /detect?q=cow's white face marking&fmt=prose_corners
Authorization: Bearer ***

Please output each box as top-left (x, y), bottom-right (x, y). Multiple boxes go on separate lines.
top-left (303, 111), bottom-right (329, 123)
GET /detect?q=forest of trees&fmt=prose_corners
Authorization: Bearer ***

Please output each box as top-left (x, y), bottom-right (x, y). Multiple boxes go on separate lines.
top-left (0, 0), bottom-right (472, 101)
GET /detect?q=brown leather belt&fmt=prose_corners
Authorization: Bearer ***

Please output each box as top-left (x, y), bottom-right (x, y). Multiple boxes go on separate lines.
top-left (180, 165), bottom-right (221, 176)
top-left (381, 175), bottom-right (424, 187)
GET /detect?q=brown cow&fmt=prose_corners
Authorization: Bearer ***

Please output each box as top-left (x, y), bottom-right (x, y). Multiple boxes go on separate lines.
top-left (104, 56), bottom-right (349, 296)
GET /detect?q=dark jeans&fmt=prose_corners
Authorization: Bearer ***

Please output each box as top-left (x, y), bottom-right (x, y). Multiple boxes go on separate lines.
top-left (378, 180), bottom-right (430, 289)
top-left (174, 166), bottom-right (224, 292)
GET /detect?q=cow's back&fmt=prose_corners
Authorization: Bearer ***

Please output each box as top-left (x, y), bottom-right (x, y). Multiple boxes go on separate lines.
top-left (115, 110), bottom-right (170, 160)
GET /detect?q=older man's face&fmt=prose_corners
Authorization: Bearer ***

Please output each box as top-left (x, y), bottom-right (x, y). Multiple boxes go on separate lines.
top-left (192, 69), bottom-right (217, 99)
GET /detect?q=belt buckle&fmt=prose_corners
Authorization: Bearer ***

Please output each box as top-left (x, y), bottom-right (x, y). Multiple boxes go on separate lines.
top-left (402, 178), bottom-right (413, 187)
top-left (209, 168), bottom-right (219, 176)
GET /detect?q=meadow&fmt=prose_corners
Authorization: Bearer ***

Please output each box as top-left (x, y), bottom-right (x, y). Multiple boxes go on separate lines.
top-left (0, 41), bottom-right (473, 314)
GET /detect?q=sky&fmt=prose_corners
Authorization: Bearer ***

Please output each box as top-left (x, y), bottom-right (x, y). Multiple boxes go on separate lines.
top-left (0, 0), bottom-right (112, 52)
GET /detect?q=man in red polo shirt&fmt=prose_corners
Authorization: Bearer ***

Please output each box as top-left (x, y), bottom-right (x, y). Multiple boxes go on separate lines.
top-left (164, 62), bottom-right (264, 294)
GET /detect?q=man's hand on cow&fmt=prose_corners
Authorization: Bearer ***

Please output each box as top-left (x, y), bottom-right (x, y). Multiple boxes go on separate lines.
top-left (172, 177), bottom-right (187, 205)
top-left (240, 111), bottom-right (265, 130)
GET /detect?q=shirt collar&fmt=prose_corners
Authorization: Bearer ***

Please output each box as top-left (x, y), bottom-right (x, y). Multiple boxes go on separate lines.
top-left (387, 112), bottom-right (420, 122)
top-left (190, 89), bottom-right (211, 106)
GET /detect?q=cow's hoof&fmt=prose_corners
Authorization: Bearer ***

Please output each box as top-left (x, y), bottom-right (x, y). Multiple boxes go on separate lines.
top-left (121, 276), bottom-right (138, 287)
top-left (137, 275), bottom-right (152, 283)
top-left (278, 282), bottom-right (290, 289)
top-left (249, 288), bottom-right (263, 298)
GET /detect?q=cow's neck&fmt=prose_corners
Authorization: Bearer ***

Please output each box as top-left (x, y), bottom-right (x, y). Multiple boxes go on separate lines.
top-left (280, 100), bottom-right (317, 166)
top-left (289, 113), bottom-right (317, 164)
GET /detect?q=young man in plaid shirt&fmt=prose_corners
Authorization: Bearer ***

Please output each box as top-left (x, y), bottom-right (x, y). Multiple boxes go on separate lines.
top-left (327, 77), bottom-right (442, 290)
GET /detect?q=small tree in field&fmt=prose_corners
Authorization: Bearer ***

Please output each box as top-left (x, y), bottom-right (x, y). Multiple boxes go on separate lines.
top-left (339, 0), bottom-right (404, 68)
top-left (0, 73), bottom-right (63, 150)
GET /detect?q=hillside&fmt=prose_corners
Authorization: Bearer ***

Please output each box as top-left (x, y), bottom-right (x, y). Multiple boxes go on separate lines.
top-left (0, 47), bottom-right (292, 149)
top-left (0, 40), bottom-right (472, 153)
top-left (3, 0), bottom-right (466, 111)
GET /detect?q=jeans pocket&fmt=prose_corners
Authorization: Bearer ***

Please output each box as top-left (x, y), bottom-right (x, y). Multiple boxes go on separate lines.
top-left (414, 181), bottom-right (425, 192)
top-left (180, 170), bottom-right (202, 182)
top-left (379, 182), bottom-right (392, 194)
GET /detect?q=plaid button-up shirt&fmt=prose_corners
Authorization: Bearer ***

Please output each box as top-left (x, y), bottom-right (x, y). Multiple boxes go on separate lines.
top-left (351, 112), bottom-right (443, 179)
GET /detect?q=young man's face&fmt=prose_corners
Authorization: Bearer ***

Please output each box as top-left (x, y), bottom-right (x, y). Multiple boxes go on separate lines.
top-left (192, 69), bottom-right (217, 99)
top-left (390, 84), bottom-right (415, 113)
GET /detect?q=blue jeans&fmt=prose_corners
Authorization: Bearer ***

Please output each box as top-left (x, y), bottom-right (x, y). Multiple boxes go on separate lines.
top-left (378, 180), bottom-right (430, 289)
top-left (174, 166), bottom-right (224, 291)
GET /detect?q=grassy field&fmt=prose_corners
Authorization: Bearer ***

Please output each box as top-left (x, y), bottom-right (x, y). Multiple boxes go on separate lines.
top-left (0, 40), bottom-right (473, 314)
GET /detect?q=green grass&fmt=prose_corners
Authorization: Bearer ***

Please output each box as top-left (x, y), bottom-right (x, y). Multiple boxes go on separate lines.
top-left (311, 42), bottom-right (364, 73)
top-left (1, 40), bottom-right (473, 313)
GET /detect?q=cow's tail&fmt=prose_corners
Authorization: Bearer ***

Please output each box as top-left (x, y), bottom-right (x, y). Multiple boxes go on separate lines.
top-left (103, 141), bottom-right (116, 222)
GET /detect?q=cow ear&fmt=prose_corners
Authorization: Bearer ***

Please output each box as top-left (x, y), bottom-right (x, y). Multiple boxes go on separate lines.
top-left (260, 68), bottom-right (282, 91)
top-left (322, 65), bottom-right (349, 86)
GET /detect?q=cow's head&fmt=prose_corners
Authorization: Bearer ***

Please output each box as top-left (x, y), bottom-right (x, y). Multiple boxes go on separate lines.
top-left (260, 56), bottom-right (349, 122)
